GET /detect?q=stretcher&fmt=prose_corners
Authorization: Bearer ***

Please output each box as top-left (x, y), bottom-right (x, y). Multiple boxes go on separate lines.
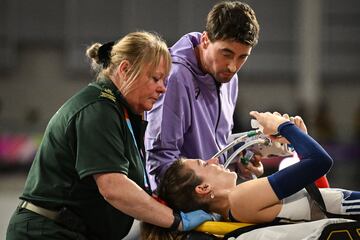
top-left (191, 129), bottom-right (360, 239)
top-left (194, 218), bottom-right (360, 240)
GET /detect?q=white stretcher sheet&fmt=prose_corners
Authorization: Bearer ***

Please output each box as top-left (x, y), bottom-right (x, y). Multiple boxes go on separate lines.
top-left (228, 218), bottom-right (355, 240)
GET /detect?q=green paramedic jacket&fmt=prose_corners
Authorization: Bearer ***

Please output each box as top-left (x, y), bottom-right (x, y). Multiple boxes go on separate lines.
top-left (20, 79), bottom-right (147, 239)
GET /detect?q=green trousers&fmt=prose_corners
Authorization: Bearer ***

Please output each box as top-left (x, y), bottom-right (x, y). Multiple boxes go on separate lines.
top-left (6, 208), bottom-right (88, 240)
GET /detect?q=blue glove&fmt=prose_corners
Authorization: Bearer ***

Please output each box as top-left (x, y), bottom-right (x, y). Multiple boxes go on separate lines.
top-left (180, 210), bottom-right (221, 231)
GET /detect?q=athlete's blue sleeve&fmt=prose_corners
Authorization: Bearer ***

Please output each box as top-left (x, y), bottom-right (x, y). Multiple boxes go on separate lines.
top-left (267, 122), bottom-right (333, 200)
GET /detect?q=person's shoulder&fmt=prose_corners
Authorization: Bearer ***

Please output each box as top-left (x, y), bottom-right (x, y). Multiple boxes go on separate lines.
top-left (170, 62), bottom-right (193, 75)
top-left (81, 100), bottom-right (121, 121)
top-left (168, 64), bottom-right (195, 86)
top-left (170, 32), bottom-right (201, 75)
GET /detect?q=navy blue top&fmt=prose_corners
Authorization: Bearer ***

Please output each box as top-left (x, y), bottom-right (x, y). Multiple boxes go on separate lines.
top-left (267, 122), bottom-right (333, 200)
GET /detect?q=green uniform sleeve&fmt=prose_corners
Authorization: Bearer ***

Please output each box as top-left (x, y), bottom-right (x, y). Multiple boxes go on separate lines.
top-left (74, 101), bottom-right (130, 179)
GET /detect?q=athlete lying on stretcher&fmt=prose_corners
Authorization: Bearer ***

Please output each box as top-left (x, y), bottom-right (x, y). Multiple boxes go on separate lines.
top-left (142, 111), bottom-right (360, 240)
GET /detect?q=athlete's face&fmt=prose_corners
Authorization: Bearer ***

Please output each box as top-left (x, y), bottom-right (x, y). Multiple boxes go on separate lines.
top-left (201, 32), bottom-right (252, 83)
top-left (184, 158), bottom-right (237, 191)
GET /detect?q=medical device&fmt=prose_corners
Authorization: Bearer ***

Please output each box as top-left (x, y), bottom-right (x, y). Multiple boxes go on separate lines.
top-left (212, 120), bottom-right (293, 169)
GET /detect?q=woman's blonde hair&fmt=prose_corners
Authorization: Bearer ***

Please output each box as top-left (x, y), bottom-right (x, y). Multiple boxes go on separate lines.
top-left (86, 31), bottom-right (171, 93)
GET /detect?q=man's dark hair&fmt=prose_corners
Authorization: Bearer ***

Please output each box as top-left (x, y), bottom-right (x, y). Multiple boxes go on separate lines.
top-left (206, 1), bottom-right (260, 46)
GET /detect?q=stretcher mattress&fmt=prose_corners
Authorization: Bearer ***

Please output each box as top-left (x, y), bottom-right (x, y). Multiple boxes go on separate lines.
top-left (195, 218), bottom-right (359, 240)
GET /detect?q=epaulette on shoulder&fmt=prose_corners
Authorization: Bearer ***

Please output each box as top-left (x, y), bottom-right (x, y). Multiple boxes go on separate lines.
top-left (99, 88), bottom-right (116, 102)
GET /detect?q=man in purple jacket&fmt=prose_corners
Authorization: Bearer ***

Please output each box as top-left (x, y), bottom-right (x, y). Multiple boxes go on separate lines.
top-left (145, 1), bottom-right (262, 190)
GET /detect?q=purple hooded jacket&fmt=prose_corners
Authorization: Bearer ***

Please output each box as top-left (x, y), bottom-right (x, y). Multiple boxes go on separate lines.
top-left (145, 32), bottom-right (238, 188)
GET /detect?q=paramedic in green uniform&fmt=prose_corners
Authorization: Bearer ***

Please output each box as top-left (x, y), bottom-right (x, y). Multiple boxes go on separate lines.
top-left (6, 31), bottom-right (215, 240)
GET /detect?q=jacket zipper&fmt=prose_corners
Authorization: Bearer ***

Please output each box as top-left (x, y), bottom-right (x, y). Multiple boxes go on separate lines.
top-left (214, 84), bottom-right (222, 156)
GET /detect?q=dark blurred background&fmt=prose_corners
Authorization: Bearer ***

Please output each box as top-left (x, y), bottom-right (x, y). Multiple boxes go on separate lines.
top-left (0, 0), bottom-right (359, 236)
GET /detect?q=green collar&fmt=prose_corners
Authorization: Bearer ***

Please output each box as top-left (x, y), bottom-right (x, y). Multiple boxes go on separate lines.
top-left (89, 78), bottom-right (137, 115)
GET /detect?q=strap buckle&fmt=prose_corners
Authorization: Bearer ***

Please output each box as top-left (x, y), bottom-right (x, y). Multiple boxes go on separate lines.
top-left (19, 200), bottom-right (59, 220)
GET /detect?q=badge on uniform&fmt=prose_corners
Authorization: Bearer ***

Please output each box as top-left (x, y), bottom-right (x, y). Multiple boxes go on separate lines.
top-left (100, 88), bottom-right (116, 102)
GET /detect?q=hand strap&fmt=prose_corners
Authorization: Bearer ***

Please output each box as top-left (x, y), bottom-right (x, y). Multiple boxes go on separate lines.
top-left (169, 210), bottom-right (181, 231)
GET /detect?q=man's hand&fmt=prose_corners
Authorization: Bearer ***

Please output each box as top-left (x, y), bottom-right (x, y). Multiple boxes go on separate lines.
top-left (237, 154), bottom-right (264, 179)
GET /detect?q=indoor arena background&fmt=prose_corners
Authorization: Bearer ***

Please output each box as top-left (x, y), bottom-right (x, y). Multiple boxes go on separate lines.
top-left (0, 0), bottom-right (359, 237)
